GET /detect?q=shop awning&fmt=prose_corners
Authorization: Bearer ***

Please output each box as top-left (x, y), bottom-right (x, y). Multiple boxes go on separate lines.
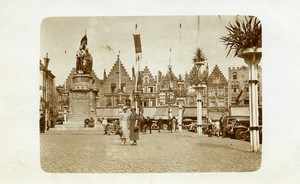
top-left (96, 108), bottom-right (120, 119)
top-left (154, 107), bottom-right (179, 120)
top-left (183, 107), bottom-right (207, 118)
top-left (143, 107), bottom-right (156, 119)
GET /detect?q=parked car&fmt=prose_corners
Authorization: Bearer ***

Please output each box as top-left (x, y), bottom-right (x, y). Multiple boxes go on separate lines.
top-left (187, 119), bottom-right (208, 134)
top-left (224, 116), bottom-right (262, 142)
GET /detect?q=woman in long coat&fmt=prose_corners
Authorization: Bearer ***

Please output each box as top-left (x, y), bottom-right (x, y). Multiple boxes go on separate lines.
top-left (129, 107), bottom-right (139, 146)
top-left (119, 106), bottom-right (129, 145)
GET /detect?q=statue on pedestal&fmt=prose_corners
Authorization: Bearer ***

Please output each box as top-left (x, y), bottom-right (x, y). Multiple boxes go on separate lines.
top-left (76, 35), bottom-right (93, 74)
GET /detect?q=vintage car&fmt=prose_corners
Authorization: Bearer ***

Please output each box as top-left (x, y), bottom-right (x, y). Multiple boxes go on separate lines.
top-left (187, 119), bottom-right (209, 134)
top-left (225, 116), bottom-right (262, 142)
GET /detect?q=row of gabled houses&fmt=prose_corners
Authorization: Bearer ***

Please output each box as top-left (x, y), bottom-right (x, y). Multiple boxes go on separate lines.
top-left (40, 53), bottom-right (262, 124)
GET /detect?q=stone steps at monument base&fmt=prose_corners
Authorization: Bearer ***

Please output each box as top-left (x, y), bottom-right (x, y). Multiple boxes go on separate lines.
top-left (50, 122), bottom-right (103, 131)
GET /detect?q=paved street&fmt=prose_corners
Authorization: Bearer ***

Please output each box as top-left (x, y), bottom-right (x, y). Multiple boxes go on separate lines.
top-left (40, 128), bottom-right (261, 173)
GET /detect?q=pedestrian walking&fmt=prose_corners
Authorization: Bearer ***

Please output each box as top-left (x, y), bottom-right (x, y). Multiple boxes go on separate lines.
top-left (40, 113), bottom-right (45, 133)
top-left (119, 106), bottom-right (129, 145)
top-left (144, 116), bottom-right (152, 134)
top-left (219, 112), bottom-right (227, 138)
top-left (46, 120), bottom-right (50, 131)
top-left (214, 120), bottom-right (220, 137)
top-left (157, 118), bottom-right (163, 133)
top-left (171, 116), bottom-right (177, 133)
top-left (207, 116), bottom-right (213, 137)
top-left (129, 107), bottom-right (139, 146)
top-left (102, 117), bottom-right (109, 134)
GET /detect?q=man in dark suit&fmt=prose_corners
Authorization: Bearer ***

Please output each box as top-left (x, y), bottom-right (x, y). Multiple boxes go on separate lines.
top-left (40, 113), bottom-right (45, 133)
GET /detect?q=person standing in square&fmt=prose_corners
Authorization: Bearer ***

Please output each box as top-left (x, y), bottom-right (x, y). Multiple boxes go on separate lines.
top-left (129, 107), bottom-right (139, 146)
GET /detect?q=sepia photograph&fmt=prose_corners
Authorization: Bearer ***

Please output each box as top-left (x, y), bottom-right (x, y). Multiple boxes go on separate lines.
top-left (1, 0), bottom-right (300, 183)
top-left (39, 16), bottom-right (262, 173)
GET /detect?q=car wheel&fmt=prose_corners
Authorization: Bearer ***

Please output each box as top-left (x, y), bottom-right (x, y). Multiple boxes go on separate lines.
top-left (235, 129), bottom-right (248, 140)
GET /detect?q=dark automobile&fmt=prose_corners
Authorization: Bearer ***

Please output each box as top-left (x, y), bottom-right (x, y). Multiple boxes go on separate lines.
top-left (224, 116), bottom-right (262, 142)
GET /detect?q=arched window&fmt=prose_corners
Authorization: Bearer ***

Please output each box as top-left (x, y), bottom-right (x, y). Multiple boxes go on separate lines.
top-left (233, 72), bottom-right (237, 80)
top-left (143, 76), bottom-right (149, 85)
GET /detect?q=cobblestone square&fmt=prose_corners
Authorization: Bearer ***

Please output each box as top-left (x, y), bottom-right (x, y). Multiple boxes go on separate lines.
top-left (40, 129), bottom-right (261, 173)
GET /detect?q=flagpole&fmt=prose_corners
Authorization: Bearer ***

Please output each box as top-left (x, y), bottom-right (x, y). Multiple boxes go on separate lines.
top-left (197, 16), bottom-right (200, 47)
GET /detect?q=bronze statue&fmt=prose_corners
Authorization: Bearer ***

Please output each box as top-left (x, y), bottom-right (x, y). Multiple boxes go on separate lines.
top-left (76, 35), bottom-right (93, 74)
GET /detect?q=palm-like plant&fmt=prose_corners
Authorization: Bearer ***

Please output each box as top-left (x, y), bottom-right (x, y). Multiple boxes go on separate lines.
top-left (193, 48), bottom-right (206, 63)
top-left (220, 16), bottom-right (262, 57)
top-left (190, 48), bottom-right (206, 85)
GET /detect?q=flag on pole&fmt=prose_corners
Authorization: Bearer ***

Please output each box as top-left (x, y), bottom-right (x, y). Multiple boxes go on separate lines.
top-left (133, 34), bottom-right (142, 61)
top-left (80, 35), bottom-right (88, 45)
top-left (236, 84), bottom-right (247, 105)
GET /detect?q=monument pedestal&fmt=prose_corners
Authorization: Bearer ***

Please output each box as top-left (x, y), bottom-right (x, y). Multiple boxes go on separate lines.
top-left (67, 74), bottom-right (98, 128)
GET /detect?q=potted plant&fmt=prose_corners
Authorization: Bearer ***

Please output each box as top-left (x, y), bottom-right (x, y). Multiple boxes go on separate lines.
top-left (220, 16), bottom-right (262, 59)
top-left (190, 48), bottom-right (207, 86)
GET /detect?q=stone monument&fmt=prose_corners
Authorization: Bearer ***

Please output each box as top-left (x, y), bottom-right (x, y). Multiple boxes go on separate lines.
top-left (67, 34), bottom-right (98, 128)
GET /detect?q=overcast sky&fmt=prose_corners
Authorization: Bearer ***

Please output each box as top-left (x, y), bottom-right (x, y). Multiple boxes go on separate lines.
top-left (40, 16), bottom-right (254, 85)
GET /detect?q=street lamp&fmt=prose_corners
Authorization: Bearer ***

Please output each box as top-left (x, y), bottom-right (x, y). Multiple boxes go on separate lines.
top-left (238, 48), bottom-right (261, 152)
top-left (191, 60), bottom-right (207, 137)
top-left (177, 75), bottom-right (185, 132)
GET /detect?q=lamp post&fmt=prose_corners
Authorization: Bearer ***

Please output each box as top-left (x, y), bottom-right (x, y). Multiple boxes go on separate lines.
top-left (62, 91), bottom-right (69, 122)
top-left (238, 48), bottom-right (261, 152)
top-left (192, 60), bottom-right (207, 137)
top-left (177, 76), bottom-right (185, 132)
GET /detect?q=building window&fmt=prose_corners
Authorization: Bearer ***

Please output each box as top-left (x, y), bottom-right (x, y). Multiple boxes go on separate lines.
top-left (151, 99), bottom-right (156, 107)
top-left (244, 99), bottom-right (249, 105)
top-left (121, 83), bottom-right (126, 92)
top-left (231, 96), bottom-right (237, 105)
top-left (144, 76), bottom-right (149, 85)
top-left (125, 99), bottom-right (131, 107)
top-left (111, 83), bottom-right (116, 93)
top-left (149, 87), bottom-right (153, 93)
top-left (115, 71), bottom-right (119, 77)
top-left (106, 98), bottom-right (112, 107)
top-left (233, 72), bottom-right (237, 80)
top-left (231, 82), bottom-right (239, 93)
top-left (143, 100), bottom-right (148, 107)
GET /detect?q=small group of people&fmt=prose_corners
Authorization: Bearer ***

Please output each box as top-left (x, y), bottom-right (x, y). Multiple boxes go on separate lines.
top-left (118, 106), bottom-right (140, 146)
top-left (140, 116), bottom-right (153, 134)
top-left (84, 117), bottom-right (95, 128)
top-left (168, 116), bottom-right (177, 133)
top-left (206, 112), bottom-right (226, 137)
top-left (39, 113), bottom-right (54, 133)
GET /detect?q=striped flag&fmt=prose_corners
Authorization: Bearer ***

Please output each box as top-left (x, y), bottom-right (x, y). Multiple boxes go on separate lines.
top-left (133, 34), bottom-right (142, 61)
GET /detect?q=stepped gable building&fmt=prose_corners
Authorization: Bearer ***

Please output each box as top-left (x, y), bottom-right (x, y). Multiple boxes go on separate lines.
top-left (228, 65), bottom-right (262, 106)
top-left (157, 65), bottom-right (179, 106)
top-left (140, 66), bottom-right (158, 107)
top-left (185, 65), bottom-right (208, 107)
top-left (97, 55), bottom-right (135, 108)
top-left (206, 65), bottom-right (229, 118)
